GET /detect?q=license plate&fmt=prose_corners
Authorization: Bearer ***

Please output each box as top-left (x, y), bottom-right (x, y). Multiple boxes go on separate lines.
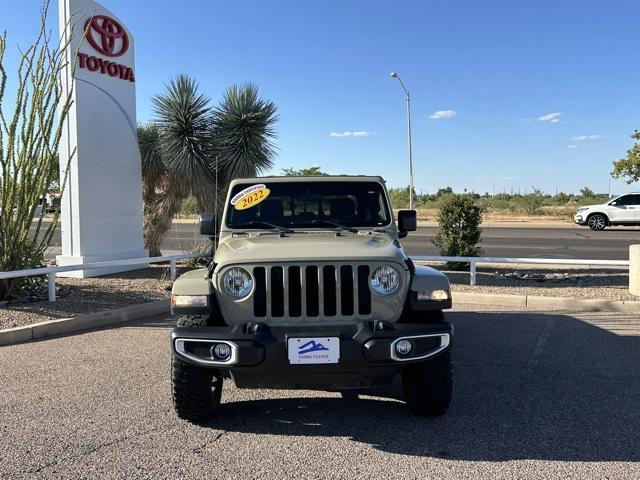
top-left (287, 337), bottom-right (340, 364)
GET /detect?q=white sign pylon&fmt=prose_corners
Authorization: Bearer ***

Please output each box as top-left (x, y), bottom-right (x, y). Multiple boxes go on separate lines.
top-left (57, 0), bottom-right (147, 277)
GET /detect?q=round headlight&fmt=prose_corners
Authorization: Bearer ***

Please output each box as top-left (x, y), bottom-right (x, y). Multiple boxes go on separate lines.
top-left (370, 265), bottom-right (400, 295)
top-left (223, 267), bottom-right (253, 298)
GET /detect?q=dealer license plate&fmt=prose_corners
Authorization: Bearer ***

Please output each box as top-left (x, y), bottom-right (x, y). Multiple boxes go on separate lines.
top-left (287, 337), bottom-right (340, 364)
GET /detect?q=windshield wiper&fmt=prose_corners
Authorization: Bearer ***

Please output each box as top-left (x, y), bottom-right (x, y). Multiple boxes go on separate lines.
top-left (309, 219), bottom-right (358, 233)
top-left (233, 221), bottom-right (295, 234)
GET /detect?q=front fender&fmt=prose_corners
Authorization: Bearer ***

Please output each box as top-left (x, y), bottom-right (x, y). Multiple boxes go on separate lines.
top-left (171, 268), bottom-right (215, 316)
top-left (411, 265), bottom-right (451, 292)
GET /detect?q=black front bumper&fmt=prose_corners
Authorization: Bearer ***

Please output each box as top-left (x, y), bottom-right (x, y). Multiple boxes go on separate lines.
top-left (172, 321), bottom-right (453, 389)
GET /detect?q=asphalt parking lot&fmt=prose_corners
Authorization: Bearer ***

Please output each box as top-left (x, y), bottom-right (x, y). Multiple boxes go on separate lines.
top-left (1, 304), bottom-right (639, 479)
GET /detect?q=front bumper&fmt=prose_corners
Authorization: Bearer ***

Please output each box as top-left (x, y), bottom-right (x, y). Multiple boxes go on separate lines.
top-left (172, 321), bottom-right (453, 389)
top-left (574, 214), bottom-right (587, 225)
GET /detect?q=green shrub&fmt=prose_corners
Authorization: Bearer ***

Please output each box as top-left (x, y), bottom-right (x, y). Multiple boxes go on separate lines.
top-left (436, 187), bottom-right (453, 198)
top-left (388, 187), bottom-right (411, 209)
top-left (480, 194), bottom-right (516, 212)
top-left (519, 189), bottom-right (544, 215)
top-left (552, 192), bottom-right (570, 205)
top-left (180, 196), bottom-right (198, 216)
top-left (579, 187), bottom-right (595, 198)
top-left (432, 194), bottom-right (484, 270)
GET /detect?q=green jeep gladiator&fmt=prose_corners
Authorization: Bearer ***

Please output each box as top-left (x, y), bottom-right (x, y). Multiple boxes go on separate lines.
top-left (170, 176), bottom-right (453, 422)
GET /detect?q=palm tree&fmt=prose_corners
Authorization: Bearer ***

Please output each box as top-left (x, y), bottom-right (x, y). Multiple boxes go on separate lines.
top-left (139, 76), bottom-right (277, 256)
top-left (211, 84), bottom-right (278, 181)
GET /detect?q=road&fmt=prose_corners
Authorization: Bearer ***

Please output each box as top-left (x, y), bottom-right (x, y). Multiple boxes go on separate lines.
top-left (402, 224), bottom-right (640, 260)
top-left (1, 304), bottom-right (639, 479)
top-left (45, 222), bottom-right (640, 260)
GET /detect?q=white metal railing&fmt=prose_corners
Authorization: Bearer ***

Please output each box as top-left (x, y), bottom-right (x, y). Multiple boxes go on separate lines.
top-left (411, 256), bottom-right (629, 286)
top-left (0, 253), bottom-right (210, 302)
top-left (0, 253), bottom-right (629, 303)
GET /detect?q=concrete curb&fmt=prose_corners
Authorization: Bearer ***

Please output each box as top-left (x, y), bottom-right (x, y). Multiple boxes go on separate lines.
top-left (453, 290), bottom-right (640, 313)
top-left (3, 290), bottom-right (637, 347)
top-left (0, 300), bottom-right (169, 347)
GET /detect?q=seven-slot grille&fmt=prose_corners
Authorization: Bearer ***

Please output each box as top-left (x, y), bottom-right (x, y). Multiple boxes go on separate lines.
top-left (252, 265), bottom-right (372, 320)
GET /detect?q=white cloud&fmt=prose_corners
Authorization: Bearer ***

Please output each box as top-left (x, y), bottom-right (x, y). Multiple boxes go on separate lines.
top-left (567, 144), bottom-right (579, 149)
top-left (570, 134), bottom-right (604, 141)
top-left (429, 110), bottom-right (457, 120)
top-left (329, 131), bottom-right (373, 137)
top-left (538, 112), bottom-right (562, 123)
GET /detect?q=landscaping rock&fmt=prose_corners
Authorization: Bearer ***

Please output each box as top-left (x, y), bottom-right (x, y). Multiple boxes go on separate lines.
top-left (438, 265), bottom-right (633, 301)
top-left (0, 264), bottom-right (187, 330)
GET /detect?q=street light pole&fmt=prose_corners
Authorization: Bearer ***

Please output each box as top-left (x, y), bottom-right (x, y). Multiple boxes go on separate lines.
top-left (390, 72), bottom-right (414, 210)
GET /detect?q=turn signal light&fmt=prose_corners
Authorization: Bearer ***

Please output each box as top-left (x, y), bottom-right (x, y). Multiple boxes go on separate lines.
top-left (171, 295), bottom-right (208, 306)
top-left (417, 290), bottom-right (450, 301)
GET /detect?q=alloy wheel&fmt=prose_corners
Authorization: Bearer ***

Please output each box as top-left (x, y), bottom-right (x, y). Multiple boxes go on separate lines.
top-left (588, 215), bottom-right (606, 230)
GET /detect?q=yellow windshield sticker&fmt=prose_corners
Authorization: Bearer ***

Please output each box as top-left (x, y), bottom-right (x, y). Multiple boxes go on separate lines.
top-left (231, 184), bottom-right (271, 211)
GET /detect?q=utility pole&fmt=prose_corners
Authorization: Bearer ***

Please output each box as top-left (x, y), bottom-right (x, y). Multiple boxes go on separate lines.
top-left (390, 72), bottom-right (414, 210)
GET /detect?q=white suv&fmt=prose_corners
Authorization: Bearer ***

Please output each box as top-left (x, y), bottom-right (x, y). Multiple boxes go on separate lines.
top-left (574, 193), bottom-right (640, 230)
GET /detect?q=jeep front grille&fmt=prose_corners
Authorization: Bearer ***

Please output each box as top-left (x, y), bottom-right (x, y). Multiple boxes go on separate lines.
top-left (252, 264), bottom-right (372, 320)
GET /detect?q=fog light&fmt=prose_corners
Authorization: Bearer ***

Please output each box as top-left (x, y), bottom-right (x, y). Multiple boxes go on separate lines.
top-left (395, 339), bottom-right (412, 355)
top-left (212, 343), bottom-right (231, 360)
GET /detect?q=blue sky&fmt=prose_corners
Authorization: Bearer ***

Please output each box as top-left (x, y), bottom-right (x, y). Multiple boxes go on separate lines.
top-left (3, 0), bottom-right (640, 195)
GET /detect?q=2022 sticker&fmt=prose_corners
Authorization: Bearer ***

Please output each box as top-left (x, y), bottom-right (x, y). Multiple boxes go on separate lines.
top-left (230, 184), bottom-right (271, 210)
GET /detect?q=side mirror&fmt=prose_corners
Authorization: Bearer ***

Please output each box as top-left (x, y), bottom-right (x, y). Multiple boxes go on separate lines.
top-left (199, 213), bottom-right (218, 236)
top-left (397, 210), bottom-right (417, 238)
top-left (611, 201), bottom-right (618, 206)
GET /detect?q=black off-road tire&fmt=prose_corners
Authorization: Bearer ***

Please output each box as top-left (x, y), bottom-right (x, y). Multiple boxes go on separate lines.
top-left (171, 354), bottom-right (223, 423)
top-left (402, 350), bottom-right (453, 416)
top-left (176, 315), bottom-right (209, 328)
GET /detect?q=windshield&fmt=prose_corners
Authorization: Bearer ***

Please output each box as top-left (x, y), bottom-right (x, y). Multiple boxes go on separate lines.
top-left (226, 181), bottom-right (391, 229)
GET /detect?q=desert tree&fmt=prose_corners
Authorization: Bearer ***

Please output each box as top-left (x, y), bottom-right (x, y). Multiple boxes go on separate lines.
top-left (611, 130), bottom-right (640, 183)
top-left (210, 84), bottom-right (277, 182)
top-left (139, 77), bottom-right (277, 256)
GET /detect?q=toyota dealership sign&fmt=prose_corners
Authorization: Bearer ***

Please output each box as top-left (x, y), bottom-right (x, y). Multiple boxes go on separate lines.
top-left (78, 15), bottom-right (135, 82)
top-left (57, 0), bottom-right (146, 277)
top-left (85, 15), bottom-right (130, 57)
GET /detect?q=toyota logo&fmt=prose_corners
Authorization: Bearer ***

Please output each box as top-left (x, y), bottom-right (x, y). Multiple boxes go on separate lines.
top-left (84, 15), bottom-right (129, 57)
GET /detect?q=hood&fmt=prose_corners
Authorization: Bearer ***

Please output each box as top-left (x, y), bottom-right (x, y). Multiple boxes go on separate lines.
top-left (214, 233), bottom-right (407, 268)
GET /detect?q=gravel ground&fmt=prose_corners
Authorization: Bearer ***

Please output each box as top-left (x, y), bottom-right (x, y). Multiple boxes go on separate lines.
top-left (2, 305), bottom-right (639, 479)
top-left (440, 266), bottom-right (636, 301)
top-left (0, 265), bottom-right (191, 330)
